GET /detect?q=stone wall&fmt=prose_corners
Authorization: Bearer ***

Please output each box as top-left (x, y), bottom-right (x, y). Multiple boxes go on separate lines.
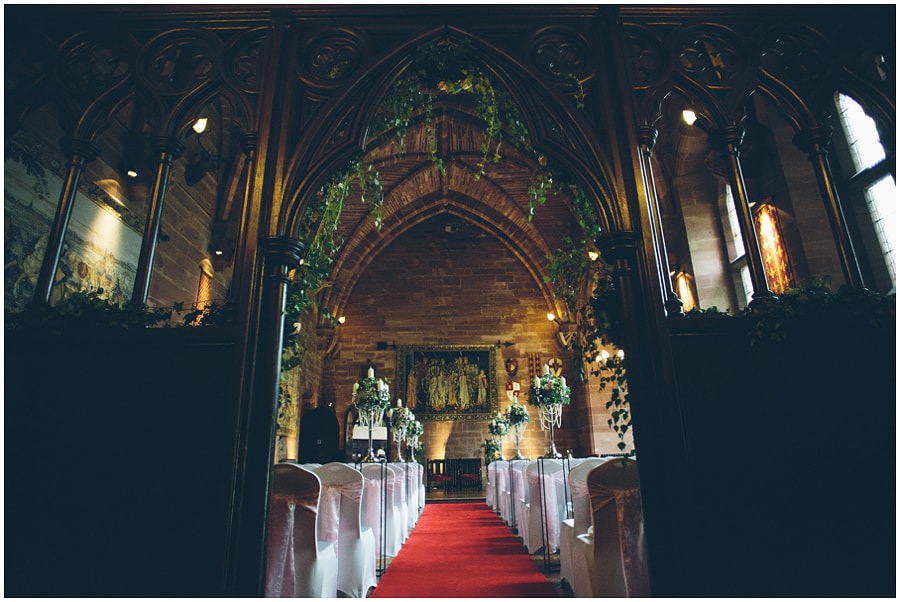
top-left (314, 213), bottom-right (626, 463)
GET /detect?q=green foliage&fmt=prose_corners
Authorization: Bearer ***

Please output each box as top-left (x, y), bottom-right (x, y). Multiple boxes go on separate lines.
top-left (488, 415), bottom-right (510, 437)
top-left (528, 372), bottom-right (572, 407)
top-left (5, 288), bottom-right (175, 333)
top-left (372, 38), bottom-right (531, 179)
top-left (598, 352), bottom-right (630, 454)
top-left (543, 175), bottom-right (631, 451)
top-left (276, 384), bottom-right (298, 437)
top-left (743, 279), bottom-right (895, 344)
top-left (481, 438), bottom-right (501, 464)
top-left (505, 401), bottom-right (530, 425)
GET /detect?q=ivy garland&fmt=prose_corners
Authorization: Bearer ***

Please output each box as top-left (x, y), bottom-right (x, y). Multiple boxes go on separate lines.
top-left (283, 37), bottom-right (591, 370)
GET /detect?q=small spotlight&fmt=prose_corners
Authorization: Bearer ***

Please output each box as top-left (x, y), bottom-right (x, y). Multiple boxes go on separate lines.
top-left (682, 110), bottom-right (698, 126)
top-left (337, 316), bottom-right (346, 324)
top-left (587, 251), bottom-right (599, 261)
top-left (192, 118), bottom-right (208, 134)
top-left (126, 170), bottom-right (138, 178)
top-left (547, 312), bottom-right (556, 322)
top-left (214, 249), bottom-right (224, 256)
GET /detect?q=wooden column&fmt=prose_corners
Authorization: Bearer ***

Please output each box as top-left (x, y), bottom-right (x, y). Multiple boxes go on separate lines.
top-left (709, 126), bottom-right (774, 302)
top-left (794, 125), bottom-right (866, 289)
top-left (637, 125), bottom-right (683, 316)
top-left (32, 137), bottom-right (99, 305)
top-left (241, 235), bottom-right (306, 593)
top-left (131, 136), bottom-right (184, 305)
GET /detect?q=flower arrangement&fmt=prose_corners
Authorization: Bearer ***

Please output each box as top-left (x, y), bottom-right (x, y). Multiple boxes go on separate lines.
top-left (529, 364), bottom-right (571, 408)
top-left (482, 438), bottom-right (501, 464)
top-left (504, 400), bottom-right (529, 426)
top-left (406, 419), bottom-right (424, 441)
top-left (385, 403), bottom-right (414, 436)
top-left (488, 413), bottom-right (510, 438)
top-left (352, 367), bottom-right (391, 425)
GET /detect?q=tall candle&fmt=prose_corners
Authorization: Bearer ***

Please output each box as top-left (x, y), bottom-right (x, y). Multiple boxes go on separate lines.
top-left (353, 382), bottom-right (359, 394)
top-left (397, 398), bottom-right (402, 407)
top-left (543, 364), bottom-right (550, 375)
top-left (560, 376), bottom-right (566, 389)
top-left (368, 367), bottom-right (375, 379)
top-left (533, 376), bottom-right (541, 389)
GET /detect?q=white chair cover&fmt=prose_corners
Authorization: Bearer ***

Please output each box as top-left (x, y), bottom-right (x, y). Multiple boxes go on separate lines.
top-left (486, 461), bottom-right (497, 509)
top-left (494, 461), bottom-right (510, 523)
top-left (404, 463), bottom-right (420, 530)
top-left (519, 459), bottom-right (566, 554)
top-left (509, 460), bottom-right (529, 532)
top-left (560, 457), bottom-right (608, 590)
top-left (514, 460), bottom-right (539, 552)
top-left (417, 463), bottom-right (425, 515)
top-left (264, 463), bottom-right (338, 598)
top-left (386, 464), bottom-right (410, 544)
top-left (571, 458), bottom-right (650, 598)
top-left (360, 464), bottom-right (391, 560)
top-left (313, 463), bottom-right (377, 598)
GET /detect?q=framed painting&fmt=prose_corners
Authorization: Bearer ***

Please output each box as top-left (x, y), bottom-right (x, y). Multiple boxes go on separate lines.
top-left (396, 345), bottom-right (498, 421)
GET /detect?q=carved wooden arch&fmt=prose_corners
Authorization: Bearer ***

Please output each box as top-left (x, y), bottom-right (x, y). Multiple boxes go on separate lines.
top-left (8, 23), bottom-right (261, 148)
top-left (628, 17), bottom-right (894, 144)
top-left (319, 160), bottom-right (566, 325)
top-left (281, 25), bottom-right (621, 240)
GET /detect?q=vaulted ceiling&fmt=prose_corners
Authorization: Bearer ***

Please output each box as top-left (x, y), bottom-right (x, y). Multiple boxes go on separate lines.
top-left (319, 96), bottom-right (580, 323)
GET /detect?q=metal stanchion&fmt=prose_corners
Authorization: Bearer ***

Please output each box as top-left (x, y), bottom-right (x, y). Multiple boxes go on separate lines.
top-left (537, 457), bottom-right (562, 572)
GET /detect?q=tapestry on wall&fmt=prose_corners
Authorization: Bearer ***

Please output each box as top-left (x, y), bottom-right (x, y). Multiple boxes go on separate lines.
top-left (5, 143), bottom-right (141, 311)
top-left (396, 345), bottom-right (499, 421)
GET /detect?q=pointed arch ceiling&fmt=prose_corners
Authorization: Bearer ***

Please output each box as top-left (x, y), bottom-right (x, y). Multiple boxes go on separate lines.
top-left (318, 101), bottom-right (578, 321)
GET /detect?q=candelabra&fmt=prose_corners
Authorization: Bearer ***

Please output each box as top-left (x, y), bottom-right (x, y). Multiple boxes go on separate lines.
top-left (352, 368), bottom-right (391, 462)
top-left (529, 364), bottom-right (571, 458)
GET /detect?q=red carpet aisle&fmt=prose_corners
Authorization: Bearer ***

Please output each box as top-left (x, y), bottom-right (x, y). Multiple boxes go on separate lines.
top-left (370, 502), bottom-right (559, 598)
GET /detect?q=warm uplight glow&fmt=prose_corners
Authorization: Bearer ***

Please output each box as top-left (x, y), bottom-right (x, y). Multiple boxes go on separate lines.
top-left (682, 109), bottom-right (698, 125)
top-left (755, 203), bottom-right (793, 294)
top-left (192, 118), bottom-right (208, 134)
top-left (674, 271), bottom-right (696, 312)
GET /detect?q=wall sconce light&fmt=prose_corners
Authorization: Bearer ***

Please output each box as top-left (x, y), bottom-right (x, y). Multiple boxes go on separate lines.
top-left (547, 312), bottom-right (558, 323)
top-left (184, 117), bottom-right (215, 186)
top-left (337, 316), bottom-right (346, 324)
top-left (682, 109), bottom-right (698, 126)
top-left (596, 348), bottom-right (625, 364)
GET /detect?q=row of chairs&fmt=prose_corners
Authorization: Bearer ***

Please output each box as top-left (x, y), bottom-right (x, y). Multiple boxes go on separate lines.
top-left (487, 457), bottom-right (649, 597)
top-left (265, 461), bottom-right (425, 597)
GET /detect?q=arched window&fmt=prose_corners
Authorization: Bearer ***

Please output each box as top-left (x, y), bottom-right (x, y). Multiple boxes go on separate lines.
top-left (197, 258), bottom-right (214, 311)
top-left (833, 93), bottom-right (896, 288)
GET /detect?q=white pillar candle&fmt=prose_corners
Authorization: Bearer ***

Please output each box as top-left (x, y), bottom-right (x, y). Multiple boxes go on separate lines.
top-left (397, 398), bottom-right (402, 407)
top-left (368, 367), bottom-right (375, 379)
top-left (560, 376), bottom-right (566, 389)
top-left (543, 364), bottom-right (550, 375)
top-left (534, 376), bottom-right (541, 389)
top-left (353, 382), bottom-right (359, 394)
